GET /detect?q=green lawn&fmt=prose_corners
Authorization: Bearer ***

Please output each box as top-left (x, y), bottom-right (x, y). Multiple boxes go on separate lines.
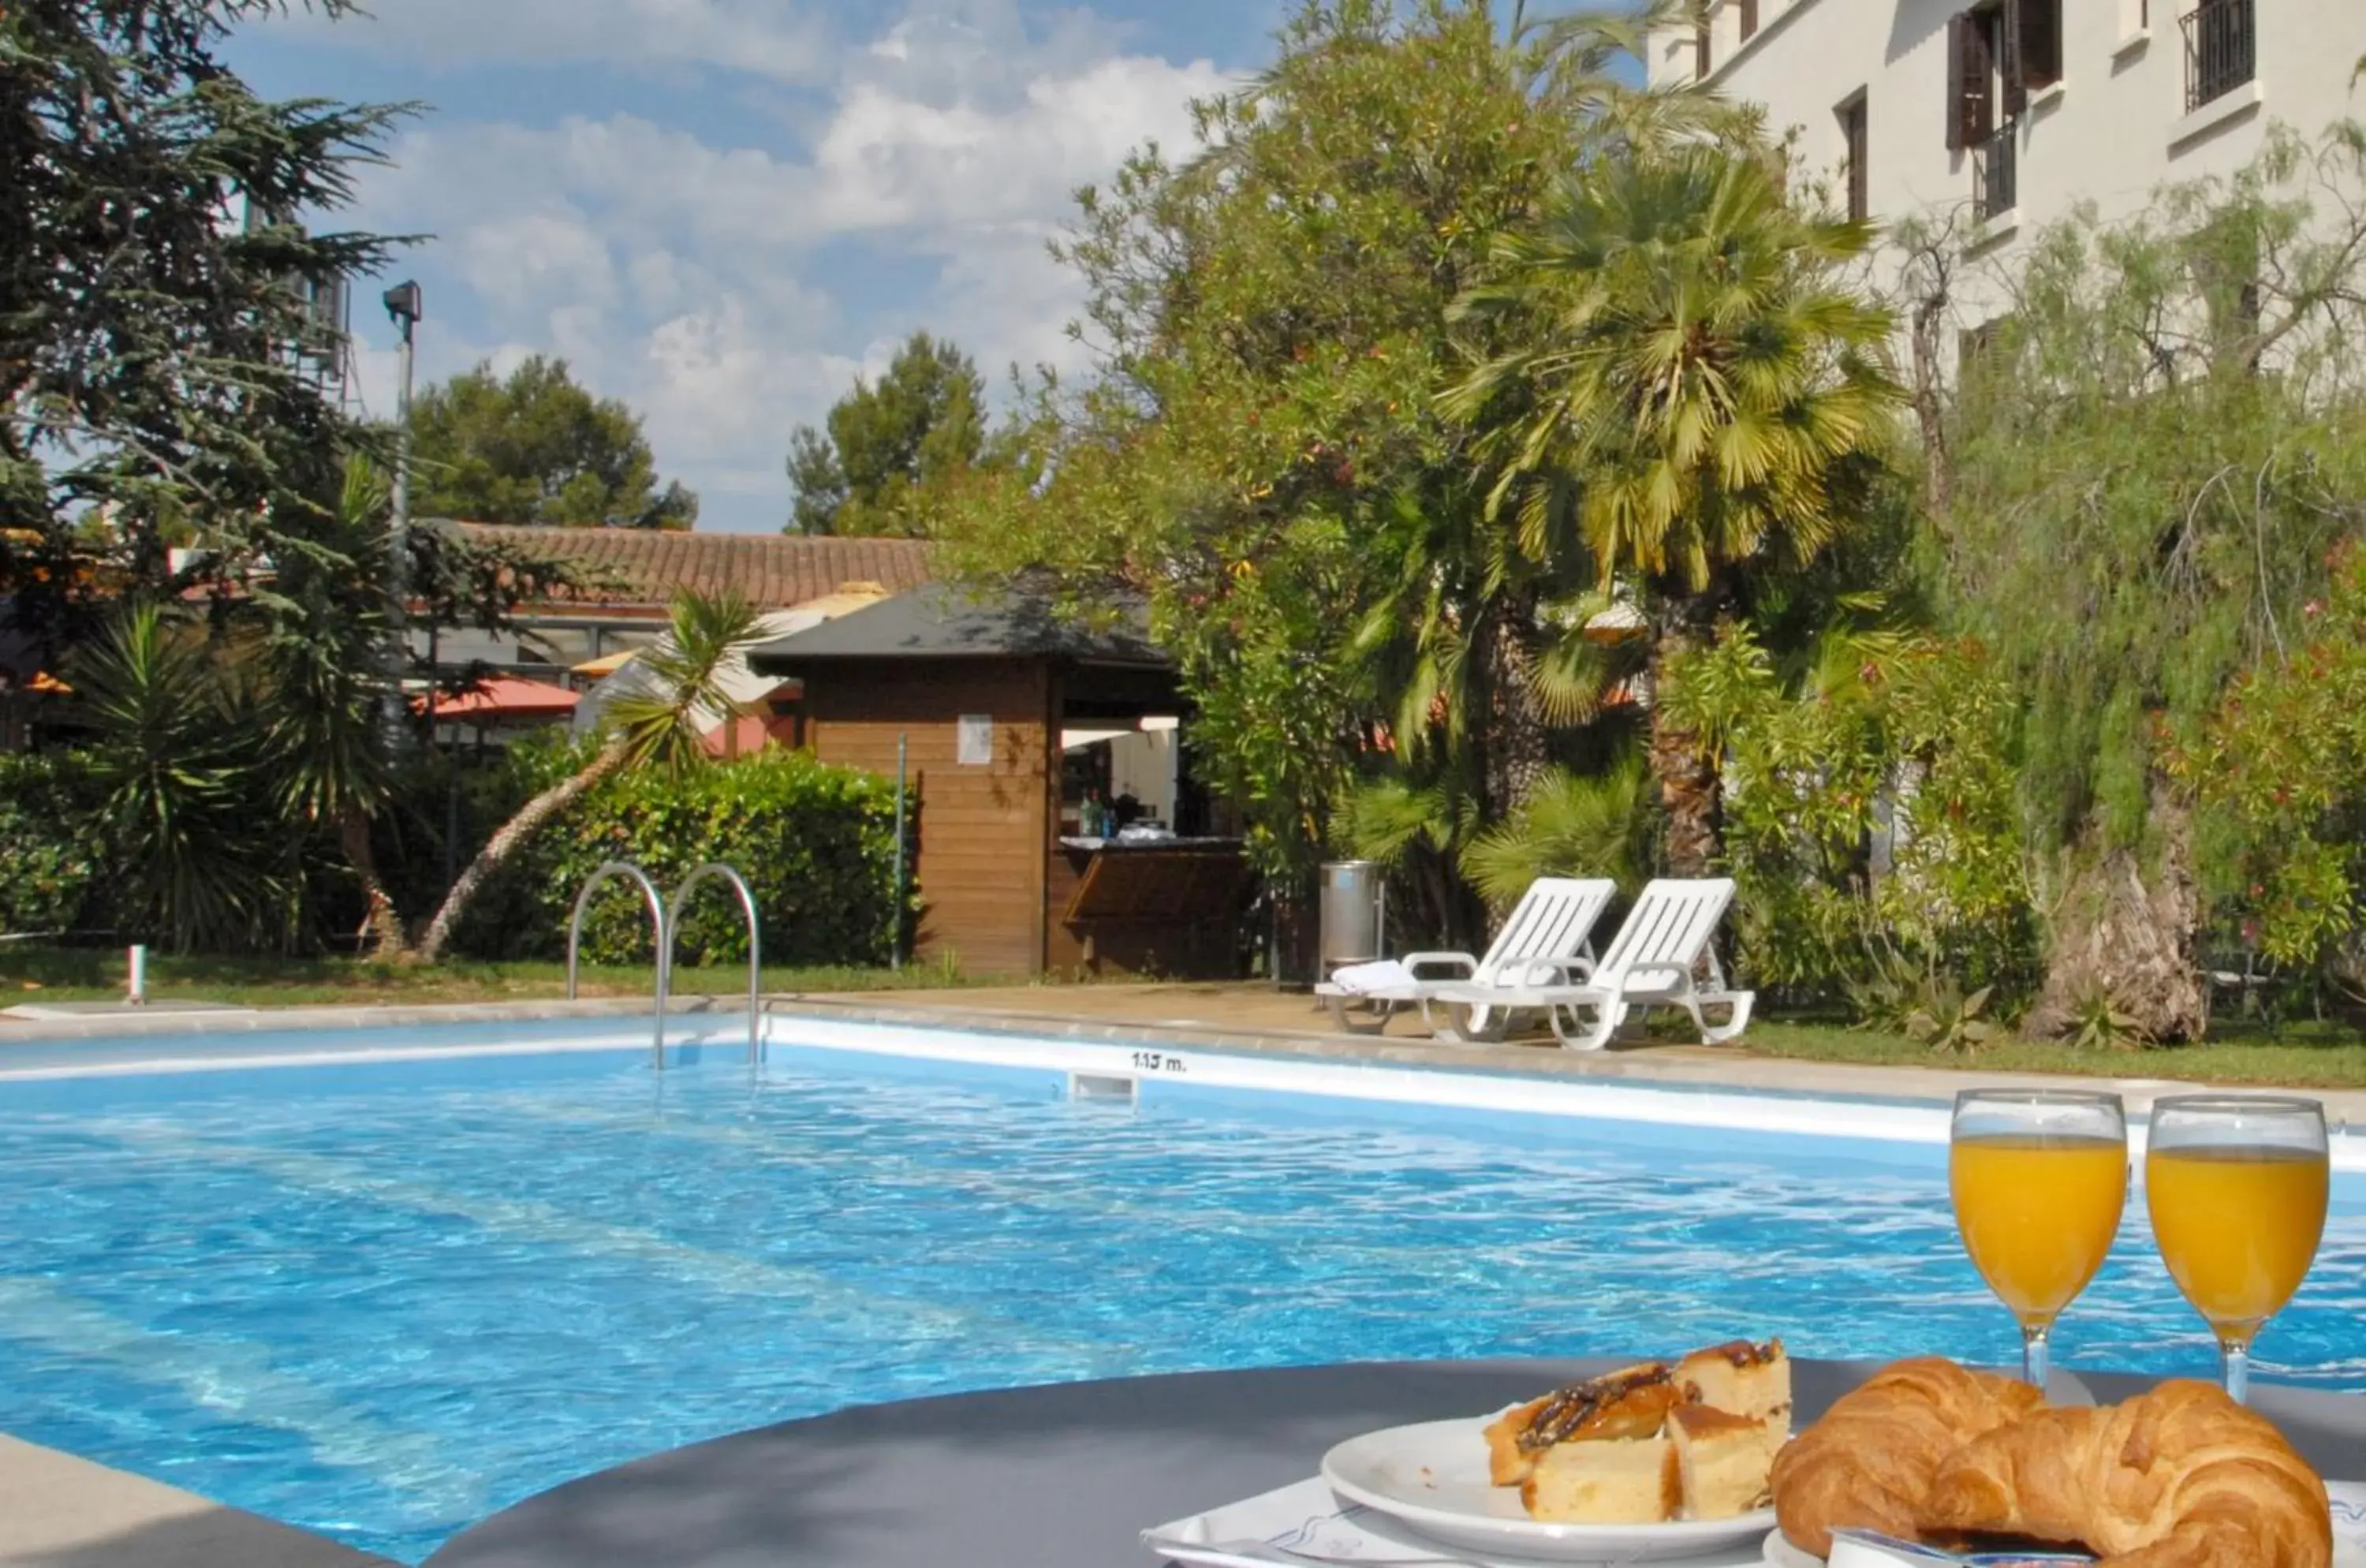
top-left (1737, 1017), bottom-right (2366, 1090)
top-left (0, 944), bottom-right (976, 1010)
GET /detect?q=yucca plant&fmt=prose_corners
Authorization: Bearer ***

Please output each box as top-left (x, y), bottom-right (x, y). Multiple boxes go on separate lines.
top-left (253, 455), bottom-right (404, 954)
top-left (71, 605), bottom-right (278, 951)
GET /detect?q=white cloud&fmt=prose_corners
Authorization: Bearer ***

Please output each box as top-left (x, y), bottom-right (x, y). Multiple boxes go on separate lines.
top-left (333, 2), bottom-right (1232, 531)
top-left (266, 0), bottom-right (835, 85)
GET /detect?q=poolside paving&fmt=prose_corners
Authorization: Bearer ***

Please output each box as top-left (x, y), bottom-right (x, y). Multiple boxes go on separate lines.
top-left (0, 1434), bottom-right (393, 1568)
top-left (783, 981), bottom-right (2366, 1126)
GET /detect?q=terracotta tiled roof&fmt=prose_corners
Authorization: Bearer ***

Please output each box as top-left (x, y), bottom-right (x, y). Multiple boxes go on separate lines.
top-left (451, 523), bottom-right (934, 612)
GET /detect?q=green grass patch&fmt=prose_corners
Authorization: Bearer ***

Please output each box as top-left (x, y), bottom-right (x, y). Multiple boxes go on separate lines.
top-left (1737, 1017), bottom-right (2366, 1090)
top-left (0, 944), bottom-right (982, 1010)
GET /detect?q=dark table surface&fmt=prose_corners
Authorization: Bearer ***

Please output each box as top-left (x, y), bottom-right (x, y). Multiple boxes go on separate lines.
top-left (424, 1358), bottom-right (2366, 1568)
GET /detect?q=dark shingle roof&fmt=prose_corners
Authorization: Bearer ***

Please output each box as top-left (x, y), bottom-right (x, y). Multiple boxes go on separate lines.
top-left (451, 523), bottom-right (933, 611)
top-left (748, 584), bottom-right (1166, 670)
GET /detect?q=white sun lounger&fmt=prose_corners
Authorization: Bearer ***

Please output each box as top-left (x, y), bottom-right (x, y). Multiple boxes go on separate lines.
top-left (1313, 876), bottom-right (1616, 1040)
top-left (1432, 877), bottom-right (1754, 1051)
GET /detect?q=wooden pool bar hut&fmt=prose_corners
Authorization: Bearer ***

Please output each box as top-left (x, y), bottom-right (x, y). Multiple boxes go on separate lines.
top-left (747, 586), bottom-right (1249, 980)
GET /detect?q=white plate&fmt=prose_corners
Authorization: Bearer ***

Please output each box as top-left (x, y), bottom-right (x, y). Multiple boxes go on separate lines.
top-left (1319, 1416), bottom-right (1778, 1564)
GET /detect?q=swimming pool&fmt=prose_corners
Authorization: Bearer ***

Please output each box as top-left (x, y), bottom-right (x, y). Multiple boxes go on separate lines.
top-left (2, 1021), bottom-right (2363, 1562)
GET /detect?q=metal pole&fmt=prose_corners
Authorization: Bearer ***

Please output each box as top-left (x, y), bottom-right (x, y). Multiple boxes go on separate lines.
top-left (890, 732), bottom-right (908, 971)
top-left (382, 282), bottom-right (421, 750)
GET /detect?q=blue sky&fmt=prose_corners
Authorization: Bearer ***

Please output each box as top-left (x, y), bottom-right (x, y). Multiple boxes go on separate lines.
top-left (229, 2), bottom-right (1286, 532)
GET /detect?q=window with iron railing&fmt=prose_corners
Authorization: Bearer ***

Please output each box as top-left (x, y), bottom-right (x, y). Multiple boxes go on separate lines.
top-left (2181, 0), bottom-right (2255, 111)
top-left (1975, 124), bottom-right (2017, 222)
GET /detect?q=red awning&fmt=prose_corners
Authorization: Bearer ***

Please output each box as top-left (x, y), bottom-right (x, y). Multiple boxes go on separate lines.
top-left (415, 676), bottom-right (581, 722)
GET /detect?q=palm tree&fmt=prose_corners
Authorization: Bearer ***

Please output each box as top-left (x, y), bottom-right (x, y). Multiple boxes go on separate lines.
top-left (253, 456), bottom-right (404, 954)
top-left (1445, 145), bottom-right (1904, 875)
top-left (414, 588), bottom-right (767, 962)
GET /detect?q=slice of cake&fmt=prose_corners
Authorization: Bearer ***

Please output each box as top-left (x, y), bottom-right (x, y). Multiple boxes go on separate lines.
top-left (1521, 1434), bottom-right (1681, 1524)
top-left (1667, 1402), bottom-right (1786, 1520)
top-left (1483, 1363), bottom-right (1688, 1486)
top-left (1676, 1339), bottom-right (1793, 1425)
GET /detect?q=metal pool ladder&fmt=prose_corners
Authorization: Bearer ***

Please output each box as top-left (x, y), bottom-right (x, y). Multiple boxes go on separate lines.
top-left (565, 861), bottom-right (762, 1070)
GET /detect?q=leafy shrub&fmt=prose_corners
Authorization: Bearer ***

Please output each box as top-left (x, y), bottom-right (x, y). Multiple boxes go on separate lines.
top-left (1665, 622), bottom-right (2038, 1009)
top-left (448, 741), bottom-right (904, 967)
top-left (0, 752), bottom-right (110, 935)
top-left (2179, 543), bottom-right (2366, 980)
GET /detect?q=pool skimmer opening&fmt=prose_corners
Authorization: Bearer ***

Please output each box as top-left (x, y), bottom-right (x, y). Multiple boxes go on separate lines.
top-left (1068, 1071), bottom-right (1139, 1102)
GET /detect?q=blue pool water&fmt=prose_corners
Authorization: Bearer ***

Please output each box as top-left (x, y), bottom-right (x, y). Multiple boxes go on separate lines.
top-left (4, 1037), bottom-right (2365, 1563)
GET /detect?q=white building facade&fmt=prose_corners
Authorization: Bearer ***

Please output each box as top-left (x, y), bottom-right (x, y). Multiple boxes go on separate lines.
top-left (1653, 0), bottom-right (2366, 279)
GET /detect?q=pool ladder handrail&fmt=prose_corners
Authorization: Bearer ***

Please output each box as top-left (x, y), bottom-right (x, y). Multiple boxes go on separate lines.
top-left (564, 861), bottom-right (762, 1069)
top-left (668, 862), bottom-right (760, 1063)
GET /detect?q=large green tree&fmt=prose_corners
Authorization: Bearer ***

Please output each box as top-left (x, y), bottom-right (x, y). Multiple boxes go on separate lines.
top-left (2, 0), bottom-right (410, 640)
top-left (1928, 124), bottom-right (2366, 1040)
top-left (409, 356), bottom-right (698, 530)
top-left (786, 331), bottom-right (985, 536)
top-left (943, 0), bottom-right (1724, 888)
top-left (1446, 146), bottom-right (1904, 875)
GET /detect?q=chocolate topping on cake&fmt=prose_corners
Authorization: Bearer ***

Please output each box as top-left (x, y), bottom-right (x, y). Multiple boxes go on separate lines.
top-left (1517, 1365), bottom-right (1677, 1453)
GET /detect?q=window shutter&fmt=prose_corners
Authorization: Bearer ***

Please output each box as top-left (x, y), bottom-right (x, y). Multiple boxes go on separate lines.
top-left (2001, 0), bottom-right (2026, 118)
top-left (1738, 0), bottom-right (1759, 40)
top-left (1946, 15), bottom-right (1969, 150)
top-left (1696, 18), bottom-right (1711, 79)
top-left (1958, 13), bottom-right (1995, 147)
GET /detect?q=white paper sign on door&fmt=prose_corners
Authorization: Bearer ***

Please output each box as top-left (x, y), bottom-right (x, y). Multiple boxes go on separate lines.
top-left (957, 714), bottom-right (993, 765)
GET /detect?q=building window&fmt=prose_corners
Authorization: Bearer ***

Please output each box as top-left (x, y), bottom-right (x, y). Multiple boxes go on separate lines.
top-left (1737, 0), bottom-right (1760, 43)
top-left (1974, 124), bottom-right (2017, 221)
top-left (2181, 0), bottom-right (2255, 110)
top-left (1839, 95), bottom-right (1870, 223)
top-left (1959, 319), bottom-right (2007, 379)
top-left (1696, 18), bottom-right (1711, 80)
top-left (1946, 0), bottom-right (2061, 148)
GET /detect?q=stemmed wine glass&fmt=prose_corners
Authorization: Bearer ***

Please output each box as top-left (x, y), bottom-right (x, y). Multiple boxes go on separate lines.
top-left (1950, 1089), bottom-right (2129, 1390)
top-left (2144, 1094), bottom-right (2330, 1404)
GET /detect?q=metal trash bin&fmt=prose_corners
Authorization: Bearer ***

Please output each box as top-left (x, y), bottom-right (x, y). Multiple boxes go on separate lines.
top-left (1318, 860), bottom-right (1386, 972)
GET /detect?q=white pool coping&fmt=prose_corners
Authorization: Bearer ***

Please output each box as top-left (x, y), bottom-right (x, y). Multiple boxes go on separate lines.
top-left (9, 1008), bottom-right (2366, 1178)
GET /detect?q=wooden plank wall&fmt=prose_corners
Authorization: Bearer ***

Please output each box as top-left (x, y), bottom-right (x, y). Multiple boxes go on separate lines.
top-left (802, 659), bottom-right (1052, 976)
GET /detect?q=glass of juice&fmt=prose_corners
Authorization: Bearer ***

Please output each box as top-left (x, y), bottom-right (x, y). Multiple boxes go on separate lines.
top-left (1950, 1088), bottom-right (2129, 1389)
top-left (2144, 1093), bottom-right (2329, 1404)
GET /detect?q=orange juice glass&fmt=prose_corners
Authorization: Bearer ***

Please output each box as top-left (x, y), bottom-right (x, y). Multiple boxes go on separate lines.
top-left (2145, 1093), bottom-right (2329, 1404)
top-left (1950, 1089), bottom-right (2128, 1389)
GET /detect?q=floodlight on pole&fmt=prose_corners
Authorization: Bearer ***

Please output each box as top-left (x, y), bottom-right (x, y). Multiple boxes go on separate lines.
top-left (383, 281), bottom-right (422, 749)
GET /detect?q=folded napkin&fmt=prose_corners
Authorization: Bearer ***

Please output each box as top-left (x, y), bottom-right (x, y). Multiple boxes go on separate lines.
top-left (1327, 960), bottom-right (1416, 995)
top-left (1144, 1476), bottom-right (1763, 1567)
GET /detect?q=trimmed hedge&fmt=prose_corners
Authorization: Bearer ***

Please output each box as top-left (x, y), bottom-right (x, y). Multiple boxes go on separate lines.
top-left (446, 741), bottom-right (905, 968)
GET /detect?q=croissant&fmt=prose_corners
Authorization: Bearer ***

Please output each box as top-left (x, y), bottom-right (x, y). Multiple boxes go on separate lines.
top-left (1770, 1357), bottom-right (2045, 1555)
top-left (1921, 1378), bottom-right (2330, 1568)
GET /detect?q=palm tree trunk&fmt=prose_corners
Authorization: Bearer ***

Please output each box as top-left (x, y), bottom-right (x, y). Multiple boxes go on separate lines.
top-left (338, 805), bottom-right (405, 958)
top-left (1648, 607), bottom-right (1722, 879)
top-left (415, 733), bottom-right (632, 962)
top-left (1480, 601), bottom-right (1549, 822)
